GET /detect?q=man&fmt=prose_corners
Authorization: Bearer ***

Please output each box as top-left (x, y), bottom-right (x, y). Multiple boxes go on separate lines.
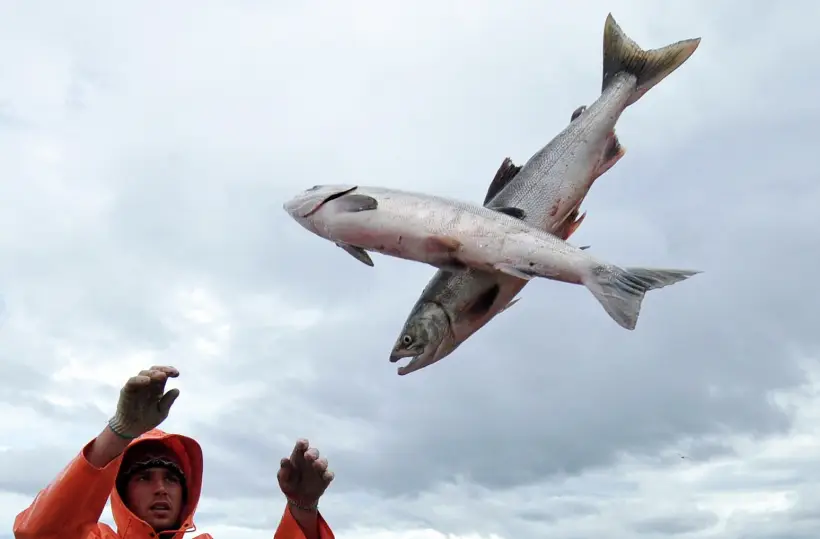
top-left (14, 365), bottom-right (335, 539)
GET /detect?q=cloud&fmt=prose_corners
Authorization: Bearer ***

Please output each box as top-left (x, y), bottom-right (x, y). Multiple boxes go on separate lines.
top-left (2, 0), bottom-right (819, 538)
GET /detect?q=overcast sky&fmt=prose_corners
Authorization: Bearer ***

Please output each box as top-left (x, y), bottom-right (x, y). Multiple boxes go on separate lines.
top-left (1, 1), bottom-right (819, 538)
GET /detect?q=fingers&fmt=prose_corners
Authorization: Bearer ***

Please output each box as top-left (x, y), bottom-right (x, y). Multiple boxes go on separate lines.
top-left (322, 469), bottom-right (335, 485)
top-left (306, 449), bottom-right (333, 485)
top-left (123, 375), bottom-right (151, 393)
top-left (123, 366), bottom-right (178, 394)
top-left (313, 458), bottom-right (327, 476)
top-left (157, 387), bottom-right (180, 414)
top-left (278, 457), bottom-right (294, 484)
top-left (149, 365), bottom-right (180, 378)
top-left (290, 438), bottom-right (309, 467)
top-left (304, 448), bottom-right (320, 463)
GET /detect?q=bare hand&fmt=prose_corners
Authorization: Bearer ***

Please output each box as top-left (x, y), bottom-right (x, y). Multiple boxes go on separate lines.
top-left (277, 439), bottom-right (334, 507)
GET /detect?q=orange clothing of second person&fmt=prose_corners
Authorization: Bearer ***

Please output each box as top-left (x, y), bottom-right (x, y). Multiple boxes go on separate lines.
top-left (13, 428), bottom-right (335, 539)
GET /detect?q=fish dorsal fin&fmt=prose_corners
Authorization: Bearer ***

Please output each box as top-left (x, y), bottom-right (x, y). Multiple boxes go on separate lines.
top-left (483, 157), bottom-right (522, 205)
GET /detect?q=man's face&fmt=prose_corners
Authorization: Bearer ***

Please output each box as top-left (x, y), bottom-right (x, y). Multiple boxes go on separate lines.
top-left (124, 466), bottom-right (184, 532)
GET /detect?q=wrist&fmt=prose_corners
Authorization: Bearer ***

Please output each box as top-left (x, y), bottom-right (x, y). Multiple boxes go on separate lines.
top-left (86, 425), bottom-right (132, 468)
top-left (287, 496), bottom-right (319, 512)
top-left (107, 417), bottom-right (139, 440)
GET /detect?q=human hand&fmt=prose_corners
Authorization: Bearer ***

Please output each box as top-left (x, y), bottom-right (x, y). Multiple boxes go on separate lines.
top-left (277, 439), bottom-right (335, 510)
top-left (108, 365), bottom-right (181, 439)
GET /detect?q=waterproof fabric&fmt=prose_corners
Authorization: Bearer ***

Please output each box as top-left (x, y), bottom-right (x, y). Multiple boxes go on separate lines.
top-left (13, 428), bottom-right (334, 539)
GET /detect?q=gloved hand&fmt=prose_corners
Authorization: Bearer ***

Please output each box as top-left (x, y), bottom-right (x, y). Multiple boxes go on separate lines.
top-left (277, 439), bottom-right (335, 510)
top-left (108, 365), bottom-right (181, 439)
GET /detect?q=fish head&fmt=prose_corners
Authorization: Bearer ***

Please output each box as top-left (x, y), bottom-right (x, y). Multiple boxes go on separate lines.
top-left (282, 184), bottom-right (359, 229)
top-left (389, 301), bottom-right (458, 376)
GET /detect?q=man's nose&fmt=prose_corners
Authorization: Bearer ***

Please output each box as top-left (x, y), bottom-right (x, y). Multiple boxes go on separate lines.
top-left (150, 477), bottom-right (168, 493)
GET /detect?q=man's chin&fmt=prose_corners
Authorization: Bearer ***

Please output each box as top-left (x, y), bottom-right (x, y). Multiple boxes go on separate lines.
top-left (145, 514), bottom-right (179, 532)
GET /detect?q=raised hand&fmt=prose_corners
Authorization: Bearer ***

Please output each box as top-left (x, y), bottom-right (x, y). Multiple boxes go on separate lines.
top-left (277, 439), bottom-right (334, 510)
top-left (108, 365), bottom-right (181, 439)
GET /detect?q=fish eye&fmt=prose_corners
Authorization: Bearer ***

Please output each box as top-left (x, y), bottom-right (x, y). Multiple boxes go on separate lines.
top-left (571, 105), bottom-right (586, 121)
top-left (401, 335), bottom-right (413, 346)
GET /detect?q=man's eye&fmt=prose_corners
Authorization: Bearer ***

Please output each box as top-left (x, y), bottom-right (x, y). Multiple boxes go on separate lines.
top-left (166, 475), bottom-right (180, 484)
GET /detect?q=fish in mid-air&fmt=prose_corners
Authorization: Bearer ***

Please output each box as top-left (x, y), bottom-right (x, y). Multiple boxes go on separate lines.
top-left (387, 13), bottom-right (702, 375)
top-left (283, 181), bottom-right (700, 331)
top-left (390, 152), bottom-right (601, 375)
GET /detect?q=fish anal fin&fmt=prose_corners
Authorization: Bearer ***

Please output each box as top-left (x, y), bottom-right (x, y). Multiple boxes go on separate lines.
top-left (563, 211), bottom-right (587, 240)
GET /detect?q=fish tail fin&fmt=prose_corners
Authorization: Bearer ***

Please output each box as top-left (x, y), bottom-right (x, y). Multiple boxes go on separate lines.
top-left (583, 265), bottom-right (701, 330)
top-left (602, 13), bottom-right (701, 106)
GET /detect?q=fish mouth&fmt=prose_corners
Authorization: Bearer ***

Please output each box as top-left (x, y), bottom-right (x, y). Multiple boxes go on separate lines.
top-left (389, 349), bottom-right (434, 376)
top-left (389, 349), bottom-right (416, 365)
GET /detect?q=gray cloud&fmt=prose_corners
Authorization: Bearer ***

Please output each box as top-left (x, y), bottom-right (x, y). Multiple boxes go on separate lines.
top-left (0, 445), bottom-right (80, 497)
top-left (632, 511), bottom-right (719, 536)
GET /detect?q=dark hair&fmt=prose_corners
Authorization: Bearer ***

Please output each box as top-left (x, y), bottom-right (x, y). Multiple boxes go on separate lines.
top-left (116, 450), bottom-right (188, 505)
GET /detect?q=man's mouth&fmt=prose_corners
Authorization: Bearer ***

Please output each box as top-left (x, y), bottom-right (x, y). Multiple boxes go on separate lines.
top-left (150, 502), bottom-right (171, 511)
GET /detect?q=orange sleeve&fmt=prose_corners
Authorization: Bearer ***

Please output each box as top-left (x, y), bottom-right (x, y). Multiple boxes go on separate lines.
top-left (273, 504), bottom-right (335, 539)
top-left (13, 438), bottom-right (122, 539)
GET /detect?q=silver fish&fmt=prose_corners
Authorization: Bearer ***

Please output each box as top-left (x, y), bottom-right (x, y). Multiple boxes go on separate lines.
top-left (283, 182), bottom-right (699, 330)
top-left (389, 152), bottom-right (601, 376)
top-left (386, 13), bottom-right (702, 375)
top-left (282, 13), bottom-right (702, 373)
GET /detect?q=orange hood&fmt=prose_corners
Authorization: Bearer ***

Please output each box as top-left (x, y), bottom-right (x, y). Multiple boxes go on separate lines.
top-left (110, 428), bottom-right (204, 538)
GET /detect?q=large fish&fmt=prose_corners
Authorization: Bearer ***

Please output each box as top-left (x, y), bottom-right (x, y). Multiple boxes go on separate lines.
top-left (387, 14), bottom-right (701, 375)
top-left (389, 152), bottom-right (603, 376)
top-left (283, 182), bottom-right (700, 330)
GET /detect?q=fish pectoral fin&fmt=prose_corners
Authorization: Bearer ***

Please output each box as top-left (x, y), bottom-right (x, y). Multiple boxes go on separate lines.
top-left (493, 263), bottom-right (536, 281)
top-left (579, 245), bottom-right (591, 250)
top-left (336, 242), bottom-right (374, 266)
top-left (424, 235), bottom-right (462, 254)
top-left (464, 284), bottom-right (501, 319)
top-left (335, 194), bottom-right (378, 213)
top-left (489, 205), bottom-right (527, 220)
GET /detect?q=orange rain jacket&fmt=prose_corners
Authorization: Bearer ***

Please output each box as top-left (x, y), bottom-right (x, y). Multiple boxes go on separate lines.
top-left (13, 428), bottom-right (335, 539)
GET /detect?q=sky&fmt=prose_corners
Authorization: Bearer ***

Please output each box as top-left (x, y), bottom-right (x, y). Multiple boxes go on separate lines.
top-left (1, 0), bottom-right (819, 538)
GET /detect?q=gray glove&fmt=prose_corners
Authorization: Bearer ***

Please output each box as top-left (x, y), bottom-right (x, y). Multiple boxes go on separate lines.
top-left (108, 366), bottom-right (181, 439)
